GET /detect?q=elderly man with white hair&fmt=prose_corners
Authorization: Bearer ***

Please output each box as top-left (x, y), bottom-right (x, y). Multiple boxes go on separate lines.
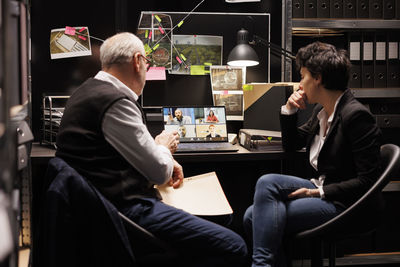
top-left (55, 32), bottom-right (247, 267)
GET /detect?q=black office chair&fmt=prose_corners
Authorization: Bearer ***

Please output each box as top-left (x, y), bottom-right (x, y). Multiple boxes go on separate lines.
top-left (289, 144), bottom-right (400, 267)
top-left (38, 157), bottom-right (177, 267)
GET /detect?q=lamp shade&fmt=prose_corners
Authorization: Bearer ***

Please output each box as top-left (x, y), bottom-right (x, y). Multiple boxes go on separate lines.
top-left (227, 29), bottom-right (259, 67)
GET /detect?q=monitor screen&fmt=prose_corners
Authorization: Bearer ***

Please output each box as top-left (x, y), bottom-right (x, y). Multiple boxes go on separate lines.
top-left (163, 106), bottom-right (228, 143)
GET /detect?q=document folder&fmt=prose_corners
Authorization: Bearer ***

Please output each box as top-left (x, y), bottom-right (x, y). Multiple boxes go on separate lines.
top-left (362, 33), bottom-right (374, 88)
top-left (357, 0), bottom-right (370, 18)
top-left (397, 0), bottom-right (400, 18)
top-left (374, 33), bottom-right (387, 88)
top-left (293, 0), bottom-right (305, 17)
top-left (344, 0), bottom-right (357, 17)
top-left (387, 39), bottom-right (400, 87)
top-left (369, 0), bottom-right (383, 18)
top-left (331, 0), bottom-right (344, 17)
top-left (317, 0), bottom-right (331, 17)
top-left (383, 0), bottom-right (395, 19)
top-left (349, 32), bottom-right (362, 88)
top-left (305, 0), bottom-right (318, 17)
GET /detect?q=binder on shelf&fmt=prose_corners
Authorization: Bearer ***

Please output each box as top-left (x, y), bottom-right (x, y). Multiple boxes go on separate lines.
top-left (374, 33), bottom-right (387, 88)
top-left (383, 0), bottom-right (395, 19)
top-left (317, 0), bottom-right (331, 18)
top-left (357, 0), bottom-right (370, 18)
top-left (331, 0), bottom-right (344, 17)
top-left (362, 32), bottom-right (375, 88)
top-left (348, 32), bottom-right (362, 89)
top-left (305, 0), bottom-right (318, 18)
top-left (369, 0), bottom-right (383, 18)
top-left (387, 37), bottom-right (400, 87)
top-left (397, 0), bottom-right (400, 19)
top-left (293, 0), bottom-right (305, 18)
top-left (344, 0), bottom-right (357, 18)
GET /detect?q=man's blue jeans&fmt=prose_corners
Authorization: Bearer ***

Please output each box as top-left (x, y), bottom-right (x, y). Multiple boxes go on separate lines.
top-left (243, 174), bottom-right (344, 267)
top-left (121, 197), bottom-right (247, 267)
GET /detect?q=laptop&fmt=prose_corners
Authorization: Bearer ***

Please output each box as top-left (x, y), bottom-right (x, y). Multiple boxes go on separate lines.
top-left (162, 106), bottom-right (239, 153)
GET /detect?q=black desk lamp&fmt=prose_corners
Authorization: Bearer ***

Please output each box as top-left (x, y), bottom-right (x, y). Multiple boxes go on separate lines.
top-left (227, 28), bottom-right (295, 67)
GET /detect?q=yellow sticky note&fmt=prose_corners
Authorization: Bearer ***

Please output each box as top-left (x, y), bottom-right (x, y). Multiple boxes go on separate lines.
top-left (154, 15), bottom-right (161, 22)
top-left (180, 54), bottom-right (187, 61)
top-left (144, 44), bottom-right (152, 55)
top-left (204, 62), bottom-right (212, 66)
top-left (145, 30), bottom-right (148, 38)
top-left (177, 20), bottom-right (184, 27)
top-left (190, 65), bottom-right (205, 75)
top-left (152, 43), bottom-right (160, 51)
top-left (243, 84), bottom-right (254, 91)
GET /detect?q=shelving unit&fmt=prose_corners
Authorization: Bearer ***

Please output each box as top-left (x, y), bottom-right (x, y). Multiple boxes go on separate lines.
top-left (292, 19), bottom-right (400, 29)
top-left (287, 13), bottom-right (400, 93)
top-left (41, 96), bottom-right (69, 148)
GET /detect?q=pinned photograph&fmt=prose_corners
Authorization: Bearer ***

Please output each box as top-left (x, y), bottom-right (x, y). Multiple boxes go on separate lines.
top-left (213, 92), bottom-right (244, 120)
top-left (210, 66), bottom-right (245, 121)
top-left (171, 35), bottom-right (223, 75)
top-left (210, 66), bottom-right (245, 91)
top-left (137, 12), bottom-right (173, 70)
top-left (50, 26), bottom-right (92, 59)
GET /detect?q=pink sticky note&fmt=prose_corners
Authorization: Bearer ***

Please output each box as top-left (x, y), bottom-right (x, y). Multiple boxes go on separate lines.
top-left (176, 56), bottom-right (182, 64)
top-left (78, 35), bottom-right (87, 41)
top-left (146, 67), bottom-right (166, 81)
top-left (148, 31), bottom-right (152, 39)
top-left (79, 27), bottom-right (85, 32)
top-left (65, 26), bottom-right (75, 35)
top-left (158, 26), bottom-right (165, 34)
top-left (222, 90), bottom-right (229, 95)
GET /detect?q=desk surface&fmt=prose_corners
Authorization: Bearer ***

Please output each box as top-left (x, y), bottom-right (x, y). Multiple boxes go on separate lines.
top-left (31, 143), bottom-right (305, 163)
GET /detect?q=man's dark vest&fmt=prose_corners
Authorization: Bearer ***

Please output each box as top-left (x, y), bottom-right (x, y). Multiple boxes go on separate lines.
top-left (56, 78), bottom-right (159, 207)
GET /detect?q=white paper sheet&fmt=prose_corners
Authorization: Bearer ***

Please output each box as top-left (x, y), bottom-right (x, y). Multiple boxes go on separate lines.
top-left (156, 172), bottom-right (233, 216)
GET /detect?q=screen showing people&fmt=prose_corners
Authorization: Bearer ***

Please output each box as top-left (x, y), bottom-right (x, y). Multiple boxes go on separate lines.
top-left (164, 107), bottom-right (227, 142)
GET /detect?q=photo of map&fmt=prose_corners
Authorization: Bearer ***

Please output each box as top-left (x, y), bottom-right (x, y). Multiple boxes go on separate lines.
top-left (171, 35), bottom-right (223, 75)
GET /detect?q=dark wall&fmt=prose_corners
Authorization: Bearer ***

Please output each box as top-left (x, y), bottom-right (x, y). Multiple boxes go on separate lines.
top-left (31, 0), bottom-right (283, 141)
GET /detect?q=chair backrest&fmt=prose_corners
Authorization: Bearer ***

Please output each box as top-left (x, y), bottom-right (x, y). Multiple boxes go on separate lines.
top-left (39, 157), bottom-right (177, 267)
top-left (295, 144), bottom-right (400, 240)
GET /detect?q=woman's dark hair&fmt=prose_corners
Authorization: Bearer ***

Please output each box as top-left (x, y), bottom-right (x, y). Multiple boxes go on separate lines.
top-left (296, 42), bottom-right (351, 91)
top-left (209, 110), bottom-right (214, 116)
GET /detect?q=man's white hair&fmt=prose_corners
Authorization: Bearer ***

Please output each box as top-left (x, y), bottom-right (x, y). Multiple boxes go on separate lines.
top-left (100, 32), bottom-right (145, 68)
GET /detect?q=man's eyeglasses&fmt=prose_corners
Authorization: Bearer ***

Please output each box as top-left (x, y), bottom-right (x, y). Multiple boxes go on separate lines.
top-left (139, 54), bottom-right (154, 72)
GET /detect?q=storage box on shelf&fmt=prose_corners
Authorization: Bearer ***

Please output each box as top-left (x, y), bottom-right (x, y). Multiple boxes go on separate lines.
top-left (41, 95), bottom-right (69, 148)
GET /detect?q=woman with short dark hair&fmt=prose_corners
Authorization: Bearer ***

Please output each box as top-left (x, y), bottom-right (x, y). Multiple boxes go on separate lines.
top-left (243, 42), bottom-right (382, 267)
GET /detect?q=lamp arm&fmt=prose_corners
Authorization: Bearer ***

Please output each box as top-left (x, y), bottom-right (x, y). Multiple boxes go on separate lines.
top-left (253, 35), bottom-right (296, 61)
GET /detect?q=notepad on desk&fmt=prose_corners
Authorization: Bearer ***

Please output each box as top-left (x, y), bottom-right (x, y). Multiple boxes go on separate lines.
top-left (155, 172), bottom-right (233, 216)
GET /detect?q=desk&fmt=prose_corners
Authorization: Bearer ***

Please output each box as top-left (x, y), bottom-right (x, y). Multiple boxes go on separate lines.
top-left (29, 143), bottom-right (400, 262)
top-left (30, 142), bottom-right (307, 237)
top-left (30, 142), bottom-right (304, 161)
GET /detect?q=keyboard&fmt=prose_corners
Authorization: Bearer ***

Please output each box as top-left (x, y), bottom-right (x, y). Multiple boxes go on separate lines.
top-left (175, 142), bottom-right (238, 153)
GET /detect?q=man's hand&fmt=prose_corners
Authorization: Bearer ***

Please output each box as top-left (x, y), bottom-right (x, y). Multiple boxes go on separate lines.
top-left (285, 87), bottom-right (307, 111)
top-left (168, 160), bottom-right (184, 189)
top-left (288, 188), bottom-right (319, 199)
top-left (155, 130), bottom-right (180, 154)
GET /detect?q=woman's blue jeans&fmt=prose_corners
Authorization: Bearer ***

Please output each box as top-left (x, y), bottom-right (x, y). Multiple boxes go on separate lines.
top-left (243, 174), bottom-right (344, 267)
